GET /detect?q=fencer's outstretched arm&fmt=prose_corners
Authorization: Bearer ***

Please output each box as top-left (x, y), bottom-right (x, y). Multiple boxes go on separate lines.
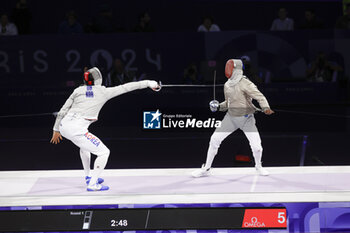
top-left (105, 80), bottom-right (159, 100)
top-left (53, 90), bottom-right (76, 131)
top-left (242, 79), bottom-right (273, 114)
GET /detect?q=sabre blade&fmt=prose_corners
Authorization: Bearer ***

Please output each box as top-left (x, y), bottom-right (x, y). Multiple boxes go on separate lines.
top-left (160, 84), bottom-right (223, 87)
top-left (213, 70), bottom-right (216, 100)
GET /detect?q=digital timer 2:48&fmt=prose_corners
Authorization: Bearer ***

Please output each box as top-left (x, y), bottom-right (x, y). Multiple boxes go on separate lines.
top-left (111, 219), bottom-right (128, 227)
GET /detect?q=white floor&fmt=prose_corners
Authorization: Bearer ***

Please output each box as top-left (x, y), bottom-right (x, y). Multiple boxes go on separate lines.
top-left (0, 166), bottom-right (350, 207)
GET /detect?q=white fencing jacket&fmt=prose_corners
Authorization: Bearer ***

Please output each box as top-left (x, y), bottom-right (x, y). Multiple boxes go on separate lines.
top-left (53, 80), bottom-right (151, 131)
top-left (219, 77), bottom-right (270, 116)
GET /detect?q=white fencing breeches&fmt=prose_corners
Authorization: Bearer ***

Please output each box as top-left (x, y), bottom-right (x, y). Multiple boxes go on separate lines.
top-left (59, 114), bottom-right (110, 185)
top-left (204, 113), bottom-right (263, 169)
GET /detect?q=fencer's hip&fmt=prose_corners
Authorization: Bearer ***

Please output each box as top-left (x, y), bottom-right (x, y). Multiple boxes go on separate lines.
top-left (60, 113), bottom-right (92, 138)
top-left (215, 113), bottom-right (257, 132)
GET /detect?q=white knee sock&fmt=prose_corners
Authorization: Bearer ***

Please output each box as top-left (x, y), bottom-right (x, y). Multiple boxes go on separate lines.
top-left (204, 144), bottom-right (219, 170)
top-left (252, 147), bottom-right (263, 166)
top-left (80, 149), bottom-right (91, 177)
top-left (89, 149), bottom-right (110, 186)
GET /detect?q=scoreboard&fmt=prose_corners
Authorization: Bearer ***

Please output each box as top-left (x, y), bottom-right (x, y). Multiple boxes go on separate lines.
top-left (0, 207), bottom-right (287, 231)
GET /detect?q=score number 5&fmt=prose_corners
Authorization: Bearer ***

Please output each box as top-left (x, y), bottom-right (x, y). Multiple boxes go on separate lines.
top-left (278, 212), bottom-right (286, 224)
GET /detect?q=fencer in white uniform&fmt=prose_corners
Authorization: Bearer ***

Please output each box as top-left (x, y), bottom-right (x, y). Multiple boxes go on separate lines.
top-left (50, 67), bottom-right (159, 191)
top-left (192, 59), bottom-right (274, 178)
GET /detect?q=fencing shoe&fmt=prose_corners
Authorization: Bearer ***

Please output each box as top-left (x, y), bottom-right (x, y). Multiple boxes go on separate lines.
top-left (85, 176), bottom-right (104, 185)
top-left (87, 182), bottom-right (109, 191)
top-left (192, 164), bottom-right (211, 178)
top-left (255, 164), bottom-right (269, 176)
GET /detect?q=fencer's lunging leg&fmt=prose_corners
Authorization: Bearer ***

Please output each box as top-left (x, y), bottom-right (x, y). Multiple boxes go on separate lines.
top-left (69, 130), bottom-right (110, 190)
top-left (192, 113), bottom-right (237, 178)
top-left (205, 114), bottom-right (237, 169)
top-left (89, 147), bottom-right (110, 186)
top-left (205, 132), bottom-right (231, 169)
top-left (80, 149), bottom-right (91, 177)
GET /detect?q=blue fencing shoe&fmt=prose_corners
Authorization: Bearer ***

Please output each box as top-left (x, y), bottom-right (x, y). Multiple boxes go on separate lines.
top-left (87, 183), bottom-right (109, 191)
top-left (85, 176), bottom-right (104, 185)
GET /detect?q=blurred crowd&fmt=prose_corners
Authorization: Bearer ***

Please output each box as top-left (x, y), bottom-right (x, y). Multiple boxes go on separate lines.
top-left (1, 0), bottom-right (350, 36)
top-left (0, 0), bottom-right (348, 86)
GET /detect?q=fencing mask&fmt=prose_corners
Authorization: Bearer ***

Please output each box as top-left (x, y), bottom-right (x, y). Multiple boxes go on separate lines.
top-left (83, 67), bottom-right (103, 86)
top-left (225, 59), bottom-right (244, 86)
